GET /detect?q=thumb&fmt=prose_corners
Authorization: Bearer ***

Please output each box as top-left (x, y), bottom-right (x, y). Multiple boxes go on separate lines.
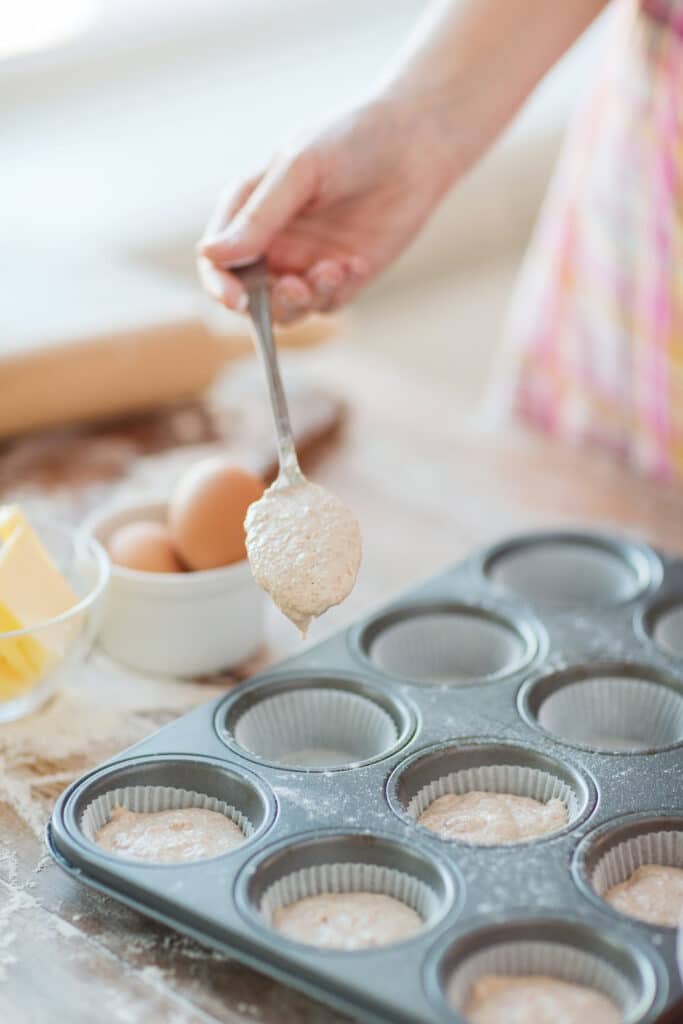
top-left (199, 153), bottom-right (318, 266)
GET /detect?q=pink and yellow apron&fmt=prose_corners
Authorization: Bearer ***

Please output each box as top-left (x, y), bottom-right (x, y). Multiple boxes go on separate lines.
top-left (510, 0), bottom-right (683, 482)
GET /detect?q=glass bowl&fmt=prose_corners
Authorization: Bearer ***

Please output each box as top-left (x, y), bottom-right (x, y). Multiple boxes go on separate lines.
top-left (0, 516), bottom-right (110, 723)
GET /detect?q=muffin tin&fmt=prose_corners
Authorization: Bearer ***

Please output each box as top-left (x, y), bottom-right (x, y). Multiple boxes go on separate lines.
top-left (48, 530), bottom-right (683, 1023)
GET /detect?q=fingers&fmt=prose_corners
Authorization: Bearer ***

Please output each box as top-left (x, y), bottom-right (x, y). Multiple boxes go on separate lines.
top-left (269, 255), bottom-right (370, 323)
top-left (306, 255), bottom-right (370, 312)
top-left (199, 256), bottom-right (369, 322)
top-left (307, 259), bottom-right (346, 308)
top-left (197, 258), bottom-right (248, 312)
top-left (197, 176), bottom-right (262, 312)
top-left (270, 275), bottom-right (314, 324)
top-left (205, 176), bottom-right (260, 237)
top-left (196, 149), bottom-right (371, 319)
top-left (198, 153), bottom-right (319, 268)
top-left (270, 262), bottom-right (344, 323)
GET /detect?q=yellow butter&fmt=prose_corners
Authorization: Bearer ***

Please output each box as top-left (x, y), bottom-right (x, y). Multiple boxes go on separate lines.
top-left (0, 521), bottom-right (79, 632)
top-left (0, 603), bottom-right (52, 699)
top-left (0, 504), bottom-right (23, 541)
top-left (0, 507), bottom-right (80, 698)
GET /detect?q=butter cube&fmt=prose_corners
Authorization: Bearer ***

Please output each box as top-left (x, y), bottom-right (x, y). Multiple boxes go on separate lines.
top-left (0, 520), bottom-right (78, 631)
top-left (0, 505), bottom-right (25, 542)
top-left (0, 508), bottom-right (80, 699)
top-left (0, 603), bottom-right (52, 699)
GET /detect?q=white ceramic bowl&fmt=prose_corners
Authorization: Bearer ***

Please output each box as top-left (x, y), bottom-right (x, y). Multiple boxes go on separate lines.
top-left (83, 500), bottom-right (265, 677)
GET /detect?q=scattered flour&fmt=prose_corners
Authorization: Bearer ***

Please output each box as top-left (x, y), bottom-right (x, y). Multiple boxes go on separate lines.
top-left (0, 887), bottom-right (35, 982)
top-left (0, 670), bottom-right (231, 999)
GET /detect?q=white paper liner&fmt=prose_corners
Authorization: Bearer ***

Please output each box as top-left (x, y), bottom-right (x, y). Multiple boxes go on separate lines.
top-left (80, 785), bottom-right (254, 852)
top-left (487, 541), bottom-right (639, 605)
top-left (447, 939), bottom-right (632, 1016)
top-left (260, 861), bottom-right (436, 932)
top-left (406, 763), bottom-right (579, 838)
top-left (538, 676), bottom-right (683, 751)
top-left (233, 687), bottom-right (398, 767)
top-left (653, 605), bottom-right (683, 658)
top-left (591, 829), bottom-right (683, 909)
top-left (368, 612), bottom-right (525, 684)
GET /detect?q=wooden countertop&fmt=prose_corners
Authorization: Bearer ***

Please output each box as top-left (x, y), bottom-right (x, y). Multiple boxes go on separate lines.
top-left (1, 344), bottom-right (682, 1024)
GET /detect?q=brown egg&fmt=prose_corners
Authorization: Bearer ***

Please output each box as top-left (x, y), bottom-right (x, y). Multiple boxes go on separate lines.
top-left (168, 458), bottom-right (265, 570)
top-left (108, 520), bottom-right (185, 573)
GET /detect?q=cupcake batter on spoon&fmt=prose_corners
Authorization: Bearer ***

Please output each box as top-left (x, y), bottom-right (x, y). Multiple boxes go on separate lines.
top-left (236, 260), bottom-right (361, 634)
top-left (246, 471), bottom-right (361, 635)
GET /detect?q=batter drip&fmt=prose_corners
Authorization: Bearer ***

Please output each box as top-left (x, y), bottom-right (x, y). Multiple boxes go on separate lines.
top-left (245, 475), bottom-right (361, 635)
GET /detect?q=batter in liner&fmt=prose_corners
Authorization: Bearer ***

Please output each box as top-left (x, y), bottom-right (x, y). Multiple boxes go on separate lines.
top-left (462, 975), bottom-right (620, 1024)
top-left (417, 790), bottom-right (568, 845)
top-left (604, 863), bottom-right (683, 927)
top-left (272, 891), bottom-right (422, 950)
top-left (245, 475), bottom-right (361, 636)
top-left (94, 805), bottom-right (245, 863)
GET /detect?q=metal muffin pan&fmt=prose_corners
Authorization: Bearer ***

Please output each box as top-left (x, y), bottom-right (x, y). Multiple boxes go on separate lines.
top-left (48, 530), bottom-right (683, 1023)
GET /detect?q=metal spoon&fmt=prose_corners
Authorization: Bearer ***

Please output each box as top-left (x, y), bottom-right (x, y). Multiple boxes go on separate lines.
top-left (235, 259), bottom-right (362, 635)
top-left (233, 259), bottom-right (302, 485)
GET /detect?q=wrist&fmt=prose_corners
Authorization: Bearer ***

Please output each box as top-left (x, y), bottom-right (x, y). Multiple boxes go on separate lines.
top-left (368, 82), bottom-right (465, 197)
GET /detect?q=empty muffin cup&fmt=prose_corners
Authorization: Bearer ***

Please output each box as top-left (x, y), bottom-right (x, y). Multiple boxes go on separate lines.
top-left (218, 676), bottom-right (412, 770)
top-left (241, 832), bottom-right (455, 952)
top-left (575, 814), bottom-right (683, 929)
top-left (389, 742), bottom-right (591, 845)
top-left (521, 664), bottom-right (683, 753)
top-left (66, 756), bottom-right (273, 864)
top-left (482, 532), bottom-right (657, 607)
top-left (435, 918), bottom-right (658, 1024)
top-left (645, 600), bottom-right (683, 659)
top-left (361, 604), bottom-right (536, 685)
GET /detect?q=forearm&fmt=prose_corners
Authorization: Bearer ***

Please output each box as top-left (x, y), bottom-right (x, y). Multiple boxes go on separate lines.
top-left (376, 0), bottom-right (609, 181)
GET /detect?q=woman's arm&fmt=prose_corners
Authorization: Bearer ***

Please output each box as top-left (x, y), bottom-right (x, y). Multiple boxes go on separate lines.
top-left (379, 0), bottom-right (610, 176)
top-left (199, 0), bottom-right (609, 320)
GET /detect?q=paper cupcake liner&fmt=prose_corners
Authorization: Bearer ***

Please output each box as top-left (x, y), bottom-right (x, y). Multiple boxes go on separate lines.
top-left (406, 763), bottom-right (579, 835)
top-left (233, 687), bottom-right (398, 768)
top-left (80, 785), bottom-right (254, 846)
top-left (537, 676), bottom-right (683, 751)
top-left (591, 829), bottom-right (683, 900)
top-left (260, 860), bottom-right (436, 928)
top-left (484, 537), bottom-right (642, 606)
top-left (652, 604), bottom-right (683, 658)
top-left (447, 939), bottom-right (632, 1016)
top-left (367, 610), bottom-right (526, 684)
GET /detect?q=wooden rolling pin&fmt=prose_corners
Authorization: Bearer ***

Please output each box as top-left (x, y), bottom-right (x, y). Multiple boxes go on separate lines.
top-left (0, 315), bottom-right (337, 439)
top-left (2, 258), bottom-right (337, 438)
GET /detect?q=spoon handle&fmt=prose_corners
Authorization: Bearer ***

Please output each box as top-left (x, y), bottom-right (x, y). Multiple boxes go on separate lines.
top-left (234, 259), bottom-right (300, 481)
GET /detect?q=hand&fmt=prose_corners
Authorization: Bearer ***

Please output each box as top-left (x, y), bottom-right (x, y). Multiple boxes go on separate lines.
top-left (197, 98), bottom-right (454, 323)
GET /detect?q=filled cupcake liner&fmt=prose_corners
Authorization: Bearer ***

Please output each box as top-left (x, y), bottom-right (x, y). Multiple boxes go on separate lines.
top-left (232, 687), bottom-right (399, 767)
top-left (447, 938), bottom-right (632, 1016)
top-left (591, 828), bottom-right (683, 902)
top-left (80, 784), bottom-right (254, 846)
top-left (367, 612), bottom-right (527, 685)
top-left (405, 763), bottom-right (579, 833)
top-left (260, 861), bottom-right (437, 929)
top-left (537, 676), bottom-right (683, 751)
